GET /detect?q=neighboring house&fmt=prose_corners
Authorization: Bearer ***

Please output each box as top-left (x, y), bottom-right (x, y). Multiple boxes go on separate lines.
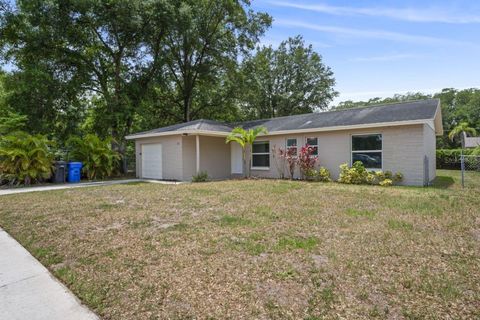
top-left (462, 132), bottom-right (480, 149)
top-left (126, 99), bottom-right (443, 186)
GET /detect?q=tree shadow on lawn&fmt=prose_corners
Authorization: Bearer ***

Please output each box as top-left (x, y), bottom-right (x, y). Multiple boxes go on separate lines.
top-left (432, 176), bottom-right (455, 189)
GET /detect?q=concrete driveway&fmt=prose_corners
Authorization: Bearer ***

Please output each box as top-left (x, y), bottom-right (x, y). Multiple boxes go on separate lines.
top-left (0, 179), bottom-right (181, 196)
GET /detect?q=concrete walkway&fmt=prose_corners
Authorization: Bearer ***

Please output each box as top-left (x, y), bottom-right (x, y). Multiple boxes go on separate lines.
top-left (0, 229), bottom-right (99, 320)
top-left (0, 179), bottom-right (181, 196)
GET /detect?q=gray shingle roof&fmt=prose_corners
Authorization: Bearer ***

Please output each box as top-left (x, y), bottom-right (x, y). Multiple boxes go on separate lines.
top-left (129, 119), bottom-right (233, 136)
top-left (127, 99), bottom-right (439, 138)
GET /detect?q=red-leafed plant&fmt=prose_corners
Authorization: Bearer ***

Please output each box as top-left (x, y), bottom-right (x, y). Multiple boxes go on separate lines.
top-left (283, 147), bottom-right (297, 179)
top-left (298, 145), bottom-right (318, 179)
top-left (272, 145), bottom-right (286, 179)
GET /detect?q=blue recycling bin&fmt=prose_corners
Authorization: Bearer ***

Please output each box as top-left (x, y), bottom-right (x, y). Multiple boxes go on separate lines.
top-left (67, 162), bottom-right (83, 183)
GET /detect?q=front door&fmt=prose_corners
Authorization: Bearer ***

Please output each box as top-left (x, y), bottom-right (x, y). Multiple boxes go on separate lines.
top-left (231, 142), bottom-right (243, 174)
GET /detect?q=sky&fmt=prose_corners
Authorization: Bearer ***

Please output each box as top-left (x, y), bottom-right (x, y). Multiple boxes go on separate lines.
top-left (251, 0), bottom-right (480, 104)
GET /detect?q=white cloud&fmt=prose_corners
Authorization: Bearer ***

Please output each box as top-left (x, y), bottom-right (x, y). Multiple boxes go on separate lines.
top-left (275, 20), bottom-right (478, 47)
top-left (348, 53), bottom-right (422, 62)
top-left (269, 1), bottom-right (480, 24)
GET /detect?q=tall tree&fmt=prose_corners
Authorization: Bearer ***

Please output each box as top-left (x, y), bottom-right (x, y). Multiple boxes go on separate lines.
top-left (158, 0), bottom-right (271, 122)
top-left (1, 0), bottom-right (171, 170)
top-left (240, 35), bottom-right (337, 119)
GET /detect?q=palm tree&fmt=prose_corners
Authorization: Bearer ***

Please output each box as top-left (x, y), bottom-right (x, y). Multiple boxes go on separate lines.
top-left (226, 126), bottom-right (268, 178)
top-left (448, 122), bottom-right (477, 142)
top-left (0, 132), bottom-right (54, 185)
top-left (67, 134), bottom-right (120, 180)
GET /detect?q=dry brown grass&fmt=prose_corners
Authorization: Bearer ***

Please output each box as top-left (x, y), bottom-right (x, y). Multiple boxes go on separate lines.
top-left (1, 173), bottom-right (479, 319)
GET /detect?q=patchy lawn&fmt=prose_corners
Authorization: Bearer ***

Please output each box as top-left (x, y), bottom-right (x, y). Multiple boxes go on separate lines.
top-left (0, 171), bottom-right (479, 319)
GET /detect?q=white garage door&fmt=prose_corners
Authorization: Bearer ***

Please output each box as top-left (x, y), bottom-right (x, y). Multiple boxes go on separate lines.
top-left (141, 143), bottom-right (163, 179)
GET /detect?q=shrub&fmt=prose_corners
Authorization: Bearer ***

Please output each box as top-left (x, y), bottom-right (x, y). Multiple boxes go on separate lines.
top-left (192, 171), bottom-right (209, 182)
top-left (379, 179), bottom-right (393, 187)
top-left (272, 145), bottom-right (286, 179)
top-left (283, 147), bottom-right (297, 179)
top-left (305, 167), bottom-right (331, 182)
top-left (0, 132), bottom-right (54, 185)
top-left (298, 145), bottom-right (318, 179)
top-left (67, 134), bottom-right (120, 180)
top-left (436, 149), bottom-right (474, 169)
top-left (338, 161), bottom-right (403, 186)
top-left (338, 161), bottom-right (369, 184)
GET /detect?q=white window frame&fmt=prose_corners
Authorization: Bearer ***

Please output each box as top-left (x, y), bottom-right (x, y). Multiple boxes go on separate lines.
top-left (286, 138), bottom-right (298, 156)
top-left (251, 140), bottom-right (270, 170)
top-left (305, 137), bottom-right (318, 156)
top-left (351, 133), bottom-right (383, 171)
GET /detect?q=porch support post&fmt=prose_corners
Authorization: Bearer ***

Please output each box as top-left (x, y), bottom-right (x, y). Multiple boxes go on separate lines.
top-left (196, 135), bottom-right (200, 174)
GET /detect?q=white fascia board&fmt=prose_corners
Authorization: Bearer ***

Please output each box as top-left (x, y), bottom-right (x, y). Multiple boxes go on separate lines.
top-left (125, 130), bottom-right (230, 140)
top-left (126, 119), bottom-right (432, 140)
top-left (257, 119), bottom-right (430, 137)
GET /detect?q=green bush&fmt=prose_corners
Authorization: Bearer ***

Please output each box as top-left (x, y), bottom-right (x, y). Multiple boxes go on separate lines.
top-left (436, 149), bottom-right (474, 169)
top-left (338, 161), bottom-right (370, 184)
top-left (338, 161), bottom-right (403, 186)
top-left (67, 134), bottom-right (120, 180)
top-left (0, 132), bottom-right (54, 185)
top-left (379, 179), bottom-right (393, 187)
top-left (305, 167), bottom-right (331, 182)
top-left (192, 171), bottom-right (209, 182)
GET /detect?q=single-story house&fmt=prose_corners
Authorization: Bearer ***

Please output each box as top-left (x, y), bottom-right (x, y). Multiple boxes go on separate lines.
top-left (126, 99), bottom-right (443, 186)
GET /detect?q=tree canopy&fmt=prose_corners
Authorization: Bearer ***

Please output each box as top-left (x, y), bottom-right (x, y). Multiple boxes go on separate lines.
top-left (0, 0), bottom-right (340, 171)
top-left (240, 36), bottom-right (337, 119)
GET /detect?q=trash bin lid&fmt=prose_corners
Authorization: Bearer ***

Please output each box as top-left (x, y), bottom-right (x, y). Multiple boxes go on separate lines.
top-left (68, 162), bottom-right (83, 169)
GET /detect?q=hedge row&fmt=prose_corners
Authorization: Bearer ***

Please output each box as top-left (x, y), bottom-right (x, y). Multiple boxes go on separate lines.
top-left (436, 149), bottom-right (475, 169)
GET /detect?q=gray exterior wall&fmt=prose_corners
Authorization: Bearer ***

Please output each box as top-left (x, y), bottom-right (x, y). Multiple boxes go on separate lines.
top-left (198, 136), bottom-right (231, 180)
top-left (135, 134), bottom-right (231, 181)
top-left (251, 124), bottom-right (433, 186)
top-left (135, 135), bottom-right (183, 180)
top-left (182, 135), bottom-right (196, 180)
top-left (181, 135), bottom-right (231, 180)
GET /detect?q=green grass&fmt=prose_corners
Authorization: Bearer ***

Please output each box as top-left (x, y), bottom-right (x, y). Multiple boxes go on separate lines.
top-left (345, 208), bottom-right (376, 218)
top-left (0, 170), bottom-right (478, 319)
top-left (218, 214), bottom-right (252, 227)
top-left (387, 219), bottom-right (414, 231)
top-left (276, 235), bottom-right (318, 251)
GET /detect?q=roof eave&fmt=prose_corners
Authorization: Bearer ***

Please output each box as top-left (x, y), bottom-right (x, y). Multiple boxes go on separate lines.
top-left (126, 119), bottom-right (433, 140)
top-left (261, 119), bottom-right (432, 136)
top-left (125, 130), bottom-right (230, 140)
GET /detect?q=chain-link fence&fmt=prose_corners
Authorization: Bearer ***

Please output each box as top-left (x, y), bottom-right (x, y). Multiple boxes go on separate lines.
top-left (460, 154), bottom-right (480, 188)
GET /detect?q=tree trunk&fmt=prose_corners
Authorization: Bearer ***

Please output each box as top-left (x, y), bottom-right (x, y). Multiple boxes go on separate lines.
top-left (246, 144), bottom-right (251, 178)
top-left (184, 97), bottom-right (190, 122)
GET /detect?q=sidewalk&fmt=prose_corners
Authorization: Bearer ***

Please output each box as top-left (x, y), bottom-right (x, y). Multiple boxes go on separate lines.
top-left (0, 179), bottom-right (181, 196)
top-left (0, 229), bottom-right (99, 320)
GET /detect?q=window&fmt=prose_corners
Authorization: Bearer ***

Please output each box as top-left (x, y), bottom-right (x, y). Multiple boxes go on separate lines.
top-left (351, 134), bottom-right (382, 169)
top-left (306, 137), bottom-right (318, 155)
top-left (286, 138), bottom-right (297, 156)
top-left (252, 141), bottom-right (270, 168)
